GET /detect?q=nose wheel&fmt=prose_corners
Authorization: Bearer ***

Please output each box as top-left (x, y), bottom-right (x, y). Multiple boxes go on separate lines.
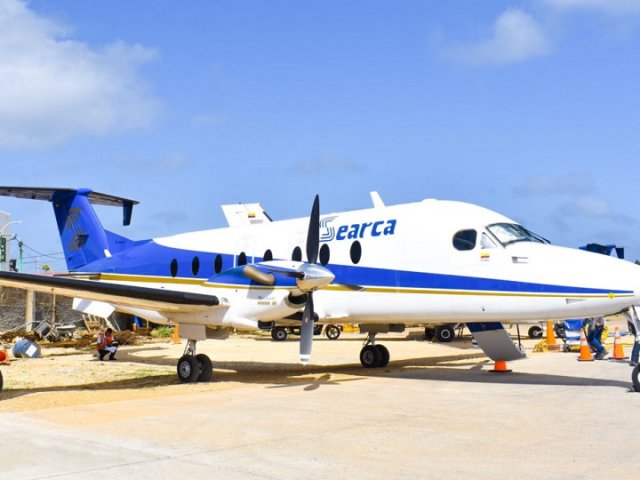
top-left (359, 333), bottom-right (390, 368)
top-left (177, 340), bottom-right (213, 383)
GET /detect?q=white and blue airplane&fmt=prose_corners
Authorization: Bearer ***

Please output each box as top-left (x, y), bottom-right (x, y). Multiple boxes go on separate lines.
top-left (1, 186), bottom-right (640, 387)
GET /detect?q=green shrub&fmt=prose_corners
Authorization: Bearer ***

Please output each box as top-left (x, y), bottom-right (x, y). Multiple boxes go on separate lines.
top-left (150, 326), bottom-right (173, 338)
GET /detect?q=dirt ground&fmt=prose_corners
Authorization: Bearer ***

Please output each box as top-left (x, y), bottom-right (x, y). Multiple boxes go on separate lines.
top-left (0, 328), bottom-right (486, 411)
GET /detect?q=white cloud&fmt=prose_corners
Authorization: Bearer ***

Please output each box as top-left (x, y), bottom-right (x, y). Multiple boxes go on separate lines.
top-left (514, 172), bottom-right (597, 196)
top-left (450, 9), bottom-right (552, 65)
top-left (0, 0), bottom-right (160, 149)
top-left (542, 0), bottom-right (640, 15)
top-left (555, 195), bottom-right (634, 223)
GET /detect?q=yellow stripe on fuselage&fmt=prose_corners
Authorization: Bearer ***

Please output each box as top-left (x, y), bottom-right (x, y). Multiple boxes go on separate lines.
top-left (73, 273), bottom-right (631, 299)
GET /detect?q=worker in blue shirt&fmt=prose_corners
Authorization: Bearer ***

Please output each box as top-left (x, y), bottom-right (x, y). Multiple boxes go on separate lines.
top-left (628, 318), bottom-right (640, 367)
top-left (587, 317), bottom-right (609, 360)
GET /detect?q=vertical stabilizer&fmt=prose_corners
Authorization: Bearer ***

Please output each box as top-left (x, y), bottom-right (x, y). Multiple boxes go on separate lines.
top-left (52, 189), bottom-right (111, 269)
top-left (0, 187), bottom-right (138, 271)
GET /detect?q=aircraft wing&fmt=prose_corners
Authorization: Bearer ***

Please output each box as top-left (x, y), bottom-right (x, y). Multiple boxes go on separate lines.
top-left (0, 271), bottom-right (219, 313)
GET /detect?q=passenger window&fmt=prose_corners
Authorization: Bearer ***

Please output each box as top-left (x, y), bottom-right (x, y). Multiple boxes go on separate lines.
top-left (453, 229), bottom-right (477, 251)
top-left (191, 256), bottom-right (200, 276)
top-left (350, 241), bottom-right (362, 264)
top-left (170, 259), bottom-right (178, 277)
top-left (319, 244), bottom-right (330, 265)
top-left (214, 254), bottom-right (223, 274)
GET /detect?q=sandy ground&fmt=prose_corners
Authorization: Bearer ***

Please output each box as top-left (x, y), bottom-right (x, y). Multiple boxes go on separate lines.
top-left (1, 329), bottom-right (488, 411)
top-left (2, 327), bottom-right (640, 479)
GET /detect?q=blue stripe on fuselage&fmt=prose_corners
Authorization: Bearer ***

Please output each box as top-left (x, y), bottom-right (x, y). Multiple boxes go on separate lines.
top-left (77, 241), bottom-right (631, 296)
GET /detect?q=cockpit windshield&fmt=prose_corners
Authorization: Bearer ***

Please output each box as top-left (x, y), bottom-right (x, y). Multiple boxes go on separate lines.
top-left (486, 223), bottom-right (550, 247)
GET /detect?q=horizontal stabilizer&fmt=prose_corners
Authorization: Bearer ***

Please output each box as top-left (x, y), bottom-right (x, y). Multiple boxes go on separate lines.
top-left (0, 187), bottom-right (139, 226)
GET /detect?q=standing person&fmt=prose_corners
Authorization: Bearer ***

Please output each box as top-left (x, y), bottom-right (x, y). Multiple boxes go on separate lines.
top-left (96, 328), bottom-right (118, 361)
top-left (628, 317), bottom-right (640, 367)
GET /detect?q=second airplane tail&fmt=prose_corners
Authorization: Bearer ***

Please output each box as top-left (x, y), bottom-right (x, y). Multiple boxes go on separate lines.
top-left (0, 187), bottom-right (138, 271)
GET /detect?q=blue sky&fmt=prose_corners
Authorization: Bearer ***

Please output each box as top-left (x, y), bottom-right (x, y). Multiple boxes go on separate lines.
top-left (0, 0), bottom-right (639, 272)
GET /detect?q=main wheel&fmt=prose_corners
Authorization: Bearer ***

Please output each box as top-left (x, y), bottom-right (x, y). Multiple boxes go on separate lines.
top-left (196, 354), bottom-right (213, 382)
top-left (325, 325), bottom-right (341, 340)
top-left (360, 345), bottom-right (382, 368)
top-left (528, 326), bottom-right (543, 339)
top-left (271, 327), bottom-right (288, 341)
top-left (436, 325), bottom-right (455, 343)
top-left (632, 365), bottom-right (640, 393)
top-left (177, 355), bottom-right (199, 383)
top-left (424, 328), bottom-right (435, 341)
top-left (375, 345), bottom-right (390, 368)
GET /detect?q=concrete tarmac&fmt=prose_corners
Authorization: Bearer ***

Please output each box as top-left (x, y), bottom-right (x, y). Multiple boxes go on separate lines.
top-left (1, 332), bottom-right (639, 479)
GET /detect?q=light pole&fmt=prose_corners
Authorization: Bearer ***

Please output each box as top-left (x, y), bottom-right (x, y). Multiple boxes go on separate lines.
top-left (0, 219), bottom-right (22, 271)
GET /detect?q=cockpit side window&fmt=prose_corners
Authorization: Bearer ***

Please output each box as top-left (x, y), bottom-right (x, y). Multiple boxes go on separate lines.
top-left (480, 233), bottom-right (497, 249)
top-left (453, 229), bottom-right (477, 251)
top-left (486, 223), bottom-right (550, 247)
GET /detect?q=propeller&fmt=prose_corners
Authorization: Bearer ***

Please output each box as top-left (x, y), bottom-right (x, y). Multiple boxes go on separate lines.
top-left (300, 195), bottom-right (320, 364)
top-left (239, 194), bottom-right (331, 364)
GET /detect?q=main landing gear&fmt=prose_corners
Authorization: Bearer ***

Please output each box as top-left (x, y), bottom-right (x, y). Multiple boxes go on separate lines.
top-left (177, 339), bottom-right (213, 383)
top-left (359, 333), bottom-right (390, 369)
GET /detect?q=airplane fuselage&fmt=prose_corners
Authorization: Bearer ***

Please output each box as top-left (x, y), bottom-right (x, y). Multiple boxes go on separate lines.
top-left (70, 198), bottom-right (640, 330)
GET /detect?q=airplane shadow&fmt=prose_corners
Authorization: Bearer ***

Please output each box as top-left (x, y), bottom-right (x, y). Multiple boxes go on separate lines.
top-left (1, 350), bottom-right (634, 402)
top-left (103, 348), bottom-right (635, 391)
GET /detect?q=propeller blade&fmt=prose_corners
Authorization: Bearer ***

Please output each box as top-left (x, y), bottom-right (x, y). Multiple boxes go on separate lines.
top-left (306, 195), bottom-right (320, 265)
top-left (299, 292), bottom-right (314, 364)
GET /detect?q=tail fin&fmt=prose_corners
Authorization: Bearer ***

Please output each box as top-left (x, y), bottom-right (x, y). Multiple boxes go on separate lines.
top-left (0, 187), bottom-right (138, 270)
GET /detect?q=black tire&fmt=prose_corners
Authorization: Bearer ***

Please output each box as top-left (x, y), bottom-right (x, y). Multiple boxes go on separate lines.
top-left (325, 325), bottom-right (341, 340)
top-left (177, 355), bottom-right (199, 383)
top-left (436, 325), bottom-right (455, 343)
top-left (375, 345), bottom-right (390, 368)
top-left (528, 326), bottom-right (543, 339)
top-left (632, 365), bottom-right (640, 393)
top-left (554, 323), bottom-right (565, 339)
top-left (360, 345), bottom-right (382, 368)
top-left (424, 328), bottom-right (435, 341)
top-left (271, 327), bottom-right (288, 341)
top-left (196, 354), bottom-right (213, 382)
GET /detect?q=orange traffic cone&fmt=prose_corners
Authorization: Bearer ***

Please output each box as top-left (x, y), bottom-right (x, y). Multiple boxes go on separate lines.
top-left (171, 324), bottom-right (181, 344)
top-left (610, 326), bottom-right (628, 361)
top-left (578, 328), bottom-right (594, 362)
top-left (546, 320), bottom-right (560, 351)
top-left (489, 360), bottom-right (512, 373)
